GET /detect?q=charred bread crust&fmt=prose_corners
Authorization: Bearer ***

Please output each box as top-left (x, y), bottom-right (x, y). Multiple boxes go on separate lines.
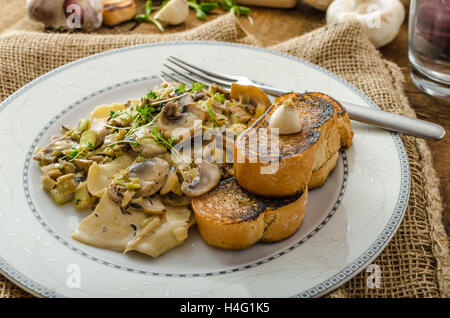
top-left (235, 92), bottom-right (353, 196)
top-left (192, 178), bottom-right (307, 249)
top-left (235, 92), bottom-right (337, 197)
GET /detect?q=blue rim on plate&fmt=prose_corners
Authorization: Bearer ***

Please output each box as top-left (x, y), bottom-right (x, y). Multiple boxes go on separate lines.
top-left (0, 41), bottom-right (410, 298)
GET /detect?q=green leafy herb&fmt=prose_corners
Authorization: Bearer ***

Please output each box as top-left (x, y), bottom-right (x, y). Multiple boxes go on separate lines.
top-left (174, 82), bottom-right (186, 94)
top-left (159, 0), bottom-right (170, 8)
top-left (190, 81), bottom-right (206, 93)
top-left (62, 142), bottom-right (95, 161)
top-left (201, 99), bottom-right (218, 127)
top-left (213, 92), bottom-right (226, 103)
top-left (146, 89), bottom-right (160, 100)
top-left (136, 103), bottom-right (156, 122)
top-left (109, 110), bottom-right (125, 118)
top-left (220, 0), bottom-right (250, 16)
top-left (188, 0), bottom-right (250, 20)
top-left (188, 1), bottom-right (219, 20)
top-left (135, 0), bottom-right (165, 32)
top-left (151, 126), bottom-right (175, 150)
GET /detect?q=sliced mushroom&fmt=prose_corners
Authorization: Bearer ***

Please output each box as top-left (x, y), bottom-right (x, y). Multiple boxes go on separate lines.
top-left (179, 95), bottom-right (207, 121)
top-left (108, 182), bottom-right (126, 202)
top-left (127, 126), bottom-right (167, 157)
top-left (160, 167), bottom-right (180, 195)
top-left (209, 83), bottom-right (230, 99)
top-left (230, 83), bottom-right (271, 109)
top-left (128, 158), bottom-right (170, 197)
top-left (73, 158), bottom-right (94, 174)
top-left (156, 101), bottom-right (205, 140)
top-left (212, 100), bottom-right (230, 114)
top-left (128, 196), bottom-right (166, 214)
top-left (90, 118), bottom-right (109, 147)
top-left (181, 162), bottom-right (221, 197)
top-left (160, 193), bottom-right (191, 207)
top-left (33, 135), bottom-right (77, 164)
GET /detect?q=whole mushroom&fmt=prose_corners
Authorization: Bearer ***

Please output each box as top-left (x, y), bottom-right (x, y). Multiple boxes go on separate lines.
top-left (326, 0), bottom-right (405, 48)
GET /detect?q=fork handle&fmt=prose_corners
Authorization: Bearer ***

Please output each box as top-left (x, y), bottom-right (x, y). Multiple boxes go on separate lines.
top-left (253, 85), bottom-right (446, 140)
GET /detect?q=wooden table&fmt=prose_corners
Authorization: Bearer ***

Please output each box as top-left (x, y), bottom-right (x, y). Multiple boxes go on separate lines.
top-left (2, 1), bottom-right (449, 234)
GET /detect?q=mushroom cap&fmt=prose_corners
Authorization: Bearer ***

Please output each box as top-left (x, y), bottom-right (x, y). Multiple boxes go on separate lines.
top-left (129, 158), bottom-right (170, 197)
top-left (127, 126), bottom-right (167, 157)
top-left (161, 193), bottom-right (192, 207)
top-left (181, 162), bottom-right (221, 197)
top-left (129, 196), bottom-right (166, 214)
top-left (326, 0), bottom-right (405, 48)
top-left (157, 100), bottom-right (205, 140)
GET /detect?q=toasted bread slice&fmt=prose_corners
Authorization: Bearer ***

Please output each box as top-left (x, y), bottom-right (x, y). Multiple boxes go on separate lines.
top-left (235, 92), bottom-right (349, 197)
top-left (307, 92), bottom-right (353, 189)
top-left (191, 178), bottom-right (307, 249)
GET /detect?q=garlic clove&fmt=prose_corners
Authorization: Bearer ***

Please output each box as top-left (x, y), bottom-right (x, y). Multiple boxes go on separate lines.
top-left (154, 0), bottom-right (189, 26)
top-left (303, 0), bottom-right (334, 11)
top-left (269, 102), bottom-right (303, 135)
top-left (27, 0), bottom-right (67, 28)
top-left (326, 0), bottom-right (405, 48)
top-left (27, 0), bottom-right (103, 30)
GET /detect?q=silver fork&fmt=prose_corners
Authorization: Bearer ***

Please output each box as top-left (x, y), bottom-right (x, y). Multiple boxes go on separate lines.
top-left (162, 56), bottom-right (445, 141)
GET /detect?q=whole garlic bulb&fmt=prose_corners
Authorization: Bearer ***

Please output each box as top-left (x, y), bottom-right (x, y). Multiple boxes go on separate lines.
top-left (302, 0), bottom-right (334, 11)
top-left (26, 0), bottom-right (103, 30)
top-left (326, 0), bottom-right (405, 48)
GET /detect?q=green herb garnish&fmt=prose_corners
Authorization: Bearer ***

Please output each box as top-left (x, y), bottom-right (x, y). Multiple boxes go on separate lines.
top-left (174, 82), bottom-right (186, 94)
top-left (188, 0), bottom-right (250, 20)
top-left (136, 103), bottom-right (156, 122)
top-left (201, 99), bottom-right (218, 127)
top-left (146, 90), bottom-right (160, 100)
top-left (151, 126), bottom-right (175, 150)
top-left (190, 81), bottom-right (206, 93)
top-left (159, 0), bottom-right (170, 9)
top-left (188, 1), bottom-right (219, 20)
top-left (135, 0), bottom-right (165, 32)
top-left (213, 92), bottom-right (226, 103)
top-left (109, 110), bottom-right (125, 118)
top-left (220, 0), bottom-right (250, 16)
top-left (62, 142), bottom-right (95, 161)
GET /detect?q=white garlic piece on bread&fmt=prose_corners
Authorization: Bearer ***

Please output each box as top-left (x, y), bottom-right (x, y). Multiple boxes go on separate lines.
top-left (269, 98), bottom-right (303, 135)
top-left (326, 0), bottom-right (405, 48)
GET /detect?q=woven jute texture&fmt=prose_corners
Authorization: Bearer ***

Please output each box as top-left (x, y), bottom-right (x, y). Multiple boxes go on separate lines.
top-left (0, 13), bottom-right (448, 297)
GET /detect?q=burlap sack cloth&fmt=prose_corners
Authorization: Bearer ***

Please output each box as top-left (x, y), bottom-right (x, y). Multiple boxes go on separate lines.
top-left (0, 13), bottom-right (448, 298)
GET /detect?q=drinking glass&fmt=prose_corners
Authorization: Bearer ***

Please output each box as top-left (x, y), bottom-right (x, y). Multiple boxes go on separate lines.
top-left (409, 0), bottom-right (450, 99)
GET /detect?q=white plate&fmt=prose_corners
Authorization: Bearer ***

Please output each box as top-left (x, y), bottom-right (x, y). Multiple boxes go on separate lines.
top-left (0, 42), bottom-right (409, 298)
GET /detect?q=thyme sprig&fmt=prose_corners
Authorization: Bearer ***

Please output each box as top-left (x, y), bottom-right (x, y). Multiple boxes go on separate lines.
top-left (61, 142), bottom-right (95, 161)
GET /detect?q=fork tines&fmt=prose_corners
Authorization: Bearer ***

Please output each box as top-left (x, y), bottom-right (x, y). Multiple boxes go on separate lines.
top-left (162, 56), bottom-right (237, 89)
